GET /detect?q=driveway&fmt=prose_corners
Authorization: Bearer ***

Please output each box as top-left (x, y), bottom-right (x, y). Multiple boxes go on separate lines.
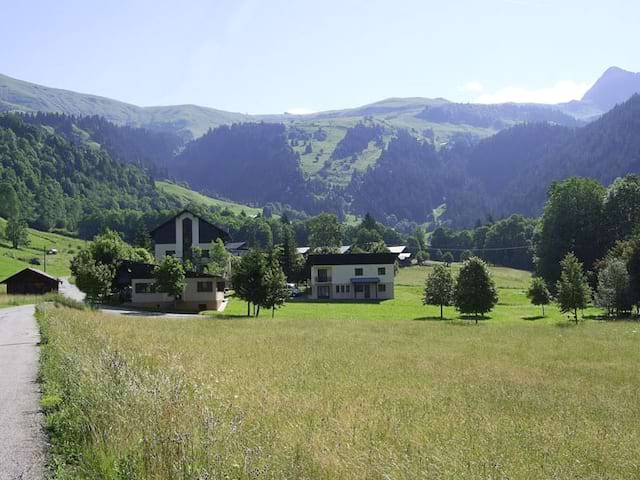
top-left (0, 305), bottom-right (45, 480)
top-left (58, 278), bottom-right (216, 318)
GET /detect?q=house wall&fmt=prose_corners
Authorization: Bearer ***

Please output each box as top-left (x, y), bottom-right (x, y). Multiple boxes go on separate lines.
top-left (130, 277), bottom-right (225, 311)
top-left (310, 264), bottom-right (395, 300)
top-left (154, 212), bottom-right (217, 261)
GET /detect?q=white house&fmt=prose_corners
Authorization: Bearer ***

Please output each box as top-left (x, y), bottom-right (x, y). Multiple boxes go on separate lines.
top-left (307, 253), bottom-right (398, 300)
top-left (122, 210), bottom-right (232, 312)
top-left (130, 272), bottom-right (226, 312)
top-left (150, 209), bottom-right (231, 261)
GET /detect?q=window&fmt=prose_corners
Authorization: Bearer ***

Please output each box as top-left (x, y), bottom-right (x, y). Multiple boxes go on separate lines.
top-left (166, 250), bottom-right (176, 257)
top-left (135, 282), bottom-right (151, 294)
top-left (355, 268), bottom-right (363, 276)
top-left (317, 286), bottom-right (330, 299)
top-left (340, 285), bottom-right (345, 293)
top-left (336, 285), bottom-right (340, 294)
top-left (378, 267), bottom-right (386, 275)
top-left (378, 284), bottom-right (386, 293)
top-left (216, 281), bottom-right (226, 292)
top-left (355, 284), bottom-right (364, 293)
top-left (346, 285), bottom-right (350, 293)
top-left (317, 268), bottom-right (329, 282)
top-left (197, 281), bottom-right (213, 292)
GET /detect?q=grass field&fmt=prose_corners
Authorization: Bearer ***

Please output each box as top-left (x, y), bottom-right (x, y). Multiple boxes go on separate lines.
top-left (0, 218), bottom-right (86, 280)
top-left (156, 181), bottom-right (264, 216)
top-left (38, 265), bottom-right (640, 479)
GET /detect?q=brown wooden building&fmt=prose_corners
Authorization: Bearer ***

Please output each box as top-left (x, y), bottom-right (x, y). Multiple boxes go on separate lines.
top-left (0, 268), bottom-right (60, 295)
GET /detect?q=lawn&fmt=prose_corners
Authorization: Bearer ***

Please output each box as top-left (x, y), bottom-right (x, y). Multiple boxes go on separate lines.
top-left (0, 218), bottom-right (86, 279)
top-left (38, 265), bottom-right (640, 479)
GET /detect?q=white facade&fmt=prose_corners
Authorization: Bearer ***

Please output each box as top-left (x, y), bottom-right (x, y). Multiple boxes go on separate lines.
top-left (310, 263), bottom-right (395, 300)
top-left (131, 277), bottom-right (225, 311)
top-left (154, 211), bottom-right (219, 261)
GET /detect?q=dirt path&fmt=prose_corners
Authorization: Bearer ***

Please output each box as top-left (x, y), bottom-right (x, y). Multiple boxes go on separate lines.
top-left (0, 305), bottom-right (45, 480)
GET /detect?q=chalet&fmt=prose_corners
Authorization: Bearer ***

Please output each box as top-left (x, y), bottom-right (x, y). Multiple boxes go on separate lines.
top-left (150, 209), bottom-right (231, 261)
top-left (0, 268), bottom-right (60, 295)
top-left (307, 253), bottom-right (398, 300)
top-left (122, 210), bottom-right (232, 312)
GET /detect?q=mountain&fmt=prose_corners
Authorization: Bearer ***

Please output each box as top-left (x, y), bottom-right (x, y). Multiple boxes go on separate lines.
top-left (582, 66), bottom-right (640, 112)
top-left (0, 73), bottom-right (250, 139)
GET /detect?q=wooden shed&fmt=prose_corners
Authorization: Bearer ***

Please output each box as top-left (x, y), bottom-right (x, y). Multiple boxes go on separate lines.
top-left (0, 268), bottom-right (60, 295)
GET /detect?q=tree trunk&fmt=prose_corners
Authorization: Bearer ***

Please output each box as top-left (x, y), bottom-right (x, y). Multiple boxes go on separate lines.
top-left (475, 313), bottom-right (478, 325)
top-left (256, 305), bottom-right (260, 317)
top-left (542, 304), bottom-right (545, 316)
top-left (272, 307), bottom-right (275, 318)
top-left (440, 304), bottom-right (443, 319)
top-left (247, 302), bottom-right (251, 317)
top-left (574, 308), bottom-right (578, 324)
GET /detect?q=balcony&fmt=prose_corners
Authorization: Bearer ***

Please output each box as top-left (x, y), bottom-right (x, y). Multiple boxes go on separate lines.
top-left (314, 276), bottom-right (332, 283)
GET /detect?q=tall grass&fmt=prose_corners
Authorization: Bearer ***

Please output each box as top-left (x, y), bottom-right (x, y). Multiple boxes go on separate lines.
top-left (38, 300), bottom-right (640, 479)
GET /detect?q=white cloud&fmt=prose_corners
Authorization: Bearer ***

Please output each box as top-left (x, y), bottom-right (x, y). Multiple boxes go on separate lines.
top-left (461, 81), bottom-right (485, 93)
top-left (473, 80), bottom-right (593, 104)
top-left (285, 108), bottom-right (317, 115)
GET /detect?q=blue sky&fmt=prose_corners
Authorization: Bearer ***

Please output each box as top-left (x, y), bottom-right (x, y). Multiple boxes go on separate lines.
top-left (2, 0), bottom-right (638, 114)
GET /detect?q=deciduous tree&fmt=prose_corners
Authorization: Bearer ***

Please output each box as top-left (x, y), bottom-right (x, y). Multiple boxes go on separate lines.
top-left (556, 253), bottom-right (591, 323)
top-left (454, 257), bottom-right (498, 322)
top-left (423, 264), bottom-right (454, 319)
top-left (526, 277), bottom-right (551, 316)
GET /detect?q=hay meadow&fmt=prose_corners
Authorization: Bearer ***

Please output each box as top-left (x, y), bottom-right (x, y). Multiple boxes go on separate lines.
top-left (38, 265), bottom-right (640, 479)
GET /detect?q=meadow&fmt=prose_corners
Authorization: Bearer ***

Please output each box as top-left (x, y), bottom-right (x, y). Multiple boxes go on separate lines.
top-left (38, 265), bottom-right (640, 479)
top-left (0, 217), bottom-right (87, 280)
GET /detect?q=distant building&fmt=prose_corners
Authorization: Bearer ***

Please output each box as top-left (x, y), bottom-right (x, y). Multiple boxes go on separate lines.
top-left (122, 210), bottom-right (232, 312)
top-left (307, 253), bottom-right (398, 300)
top-left (150, 209), bottom-right (231, 261)
top-left (0, 268), bottom-right (60, 295)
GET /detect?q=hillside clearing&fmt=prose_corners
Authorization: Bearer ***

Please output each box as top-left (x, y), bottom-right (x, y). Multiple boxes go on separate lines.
top-left (0, 218), bottom-right (86, 279)
top-left (38, 265), bottom-right (640, 479)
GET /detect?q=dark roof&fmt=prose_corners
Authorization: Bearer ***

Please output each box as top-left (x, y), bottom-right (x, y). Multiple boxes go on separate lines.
top-left (149, 209), bottom-right (231, 239)
top-left (307, 253), bottom-right (398, 266)
top-left (0, 267), bottom-right (60, 284)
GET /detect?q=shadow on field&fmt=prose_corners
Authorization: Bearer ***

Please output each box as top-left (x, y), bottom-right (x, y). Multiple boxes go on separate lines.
top-left (522, 315), bottom-right (545, 321)
top-left (413, 316), bottom-right (448, 321)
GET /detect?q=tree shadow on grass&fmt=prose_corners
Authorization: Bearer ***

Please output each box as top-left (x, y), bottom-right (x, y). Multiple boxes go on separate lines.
top-left (522, 315), bottom-right (545, 321)
top-left (413, 316), bottom-right (449, 321)
top-left (449, 315), bottom-right (490, 326)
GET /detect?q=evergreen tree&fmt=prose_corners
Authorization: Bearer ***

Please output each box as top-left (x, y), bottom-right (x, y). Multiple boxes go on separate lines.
top-left (454, 257), bottom-right (498, 322)
top-left (526, 277), bottom-right (551, 316)
top-left (280, 226), bottom-right (301, 282)
top-left (423, 264), bottom-right (455, 319)
top-left (556, 253), bottom-right (592, 323)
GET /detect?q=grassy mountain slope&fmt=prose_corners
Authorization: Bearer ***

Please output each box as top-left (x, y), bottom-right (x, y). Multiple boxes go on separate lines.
top-left (0, 73), bottom-right (250, 139)
top-left (155, 181), bottom-right (263, 216)
top-left (0, 217), bottom-right (86, 279)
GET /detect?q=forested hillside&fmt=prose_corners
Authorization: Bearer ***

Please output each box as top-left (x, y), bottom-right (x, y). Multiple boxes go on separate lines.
top-left (0, 114), bottom-right (175, 233)
top-left (19, 112), bottom-right (183, 174)
top-left (171, 123), bottom-right (309, 207)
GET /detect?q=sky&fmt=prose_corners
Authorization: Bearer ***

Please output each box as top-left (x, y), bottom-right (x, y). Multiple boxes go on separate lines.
top-left (1, 0), bottom-right (638, 114)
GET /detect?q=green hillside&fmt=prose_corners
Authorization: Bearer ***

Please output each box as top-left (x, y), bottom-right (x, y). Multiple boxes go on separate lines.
top-left (0, 218), bottom-right (87, 280)
top-left (156, 181), bottom-right (264, 216)
top-left (0, 73), bottom-right (250, 139)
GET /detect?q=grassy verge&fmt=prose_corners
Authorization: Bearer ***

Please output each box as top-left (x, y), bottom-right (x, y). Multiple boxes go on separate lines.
top-left (37, 266), bottom-right (640, 479)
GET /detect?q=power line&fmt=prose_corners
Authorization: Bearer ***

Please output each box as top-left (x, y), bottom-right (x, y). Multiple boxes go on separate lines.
top-left (424, 245), bottom-right (531, 252)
